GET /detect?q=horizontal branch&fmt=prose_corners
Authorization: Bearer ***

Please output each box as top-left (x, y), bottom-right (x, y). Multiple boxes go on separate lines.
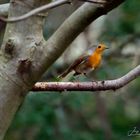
top-left (32, 65), bottom-right (140, 92)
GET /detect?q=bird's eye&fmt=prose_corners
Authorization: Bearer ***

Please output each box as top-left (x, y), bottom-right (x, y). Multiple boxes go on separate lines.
top-left (98, 46), bottom-right (101, 48)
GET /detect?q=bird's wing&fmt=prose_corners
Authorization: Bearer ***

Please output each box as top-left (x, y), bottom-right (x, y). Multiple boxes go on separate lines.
top-left (58, 55), bottom-right (89, 79)
top-left (68, 55), bottom-right (90, 70)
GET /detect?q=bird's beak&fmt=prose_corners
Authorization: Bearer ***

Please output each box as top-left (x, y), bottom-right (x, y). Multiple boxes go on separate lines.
top-left (105, 47), bottom-right (109, 49)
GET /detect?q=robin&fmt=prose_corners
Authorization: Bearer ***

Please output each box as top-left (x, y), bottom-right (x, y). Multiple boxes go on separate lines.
top-left (58, 43), bottom-right (108, 79)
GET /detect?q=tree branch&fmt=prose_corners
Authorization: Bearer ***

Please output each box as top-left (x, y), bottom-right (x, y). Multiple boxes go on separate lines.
top-left (79, 0), bottom-right (107, 4)
top-left (32, 65), bottom-right (140, 92)
top-left (0, 0), bottom-right (107, 22)
top-left (0, 0), bottom-right (71, 22)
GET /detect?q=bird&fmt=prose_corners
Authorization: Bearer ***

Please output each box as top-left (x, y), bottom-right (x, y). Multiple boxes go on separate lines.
top-left (58, 43), bottom-right (108, 79)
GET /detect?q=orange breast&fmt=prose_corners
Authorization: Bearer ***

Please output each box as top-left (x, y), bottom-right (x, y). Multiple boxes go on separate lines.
top-left (88, 53), bottom-right (101, 69)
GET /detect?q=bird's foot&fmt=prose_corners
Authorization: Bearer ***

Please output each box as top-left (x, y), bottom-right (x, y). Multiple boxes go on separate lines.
top-left (101, 80), bottom-right (105, 84)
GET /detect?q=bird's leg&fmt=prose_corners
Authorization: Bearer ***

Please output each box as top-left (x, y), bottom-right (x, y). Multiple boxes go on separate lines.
top-left (83, 73), bottom-right (91, 80)
top-left (73, 71), bottom-right (80, 76)
top-left (83, 73), bottom-right (87, 77)
top-left (71, 71), bottom-right (81, 82)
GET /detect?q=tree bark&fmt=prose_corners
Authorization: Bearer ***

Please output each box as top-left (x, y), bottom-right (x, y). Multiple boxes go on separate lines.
top-left (0, 0), bottom-right (125, 139)
top-left (0, 0), bottom-right (46, 139)
top-left (0, 3), bottom-right (9, 16)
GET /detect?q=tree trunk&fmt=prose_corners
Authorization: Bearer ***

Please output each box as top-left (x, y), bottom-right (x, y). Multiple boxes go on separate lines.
top-left (0, 0), bottom-right (46, 139)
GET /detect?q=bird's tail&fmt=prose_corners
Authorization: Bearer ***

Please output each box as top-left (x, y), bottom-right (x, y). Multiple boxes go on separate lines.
top-left (58, 68), bottom-right (72, 79)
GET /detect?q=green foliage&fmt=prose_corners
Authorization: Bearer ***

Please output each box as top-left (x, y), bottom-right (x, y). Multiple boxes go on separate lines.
top-left (101, 0), bottom-right (140, 42)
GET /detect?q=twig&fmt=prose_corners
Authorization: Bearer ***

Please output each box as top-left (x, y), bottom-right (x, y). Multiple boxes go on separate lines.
top-left (0, 0), bottom-right (71, 22)
top-left (32, 65), bottom-right (140, 92)
top-left (79, 0), bottom-right (107, 4)
top-left (0, 0), bottom-right (107, 22)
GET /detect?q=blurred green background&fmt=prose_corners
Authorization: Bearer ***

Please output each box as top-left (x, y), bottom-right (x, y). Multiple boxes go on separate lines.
top-left (0, 0), bottom-right (140, 140)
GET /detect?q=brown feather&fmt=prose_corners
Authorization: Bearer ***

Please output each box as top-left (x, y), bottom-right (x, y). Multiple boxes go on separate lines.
top-left (58, 55), bottom-right (89, 79)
